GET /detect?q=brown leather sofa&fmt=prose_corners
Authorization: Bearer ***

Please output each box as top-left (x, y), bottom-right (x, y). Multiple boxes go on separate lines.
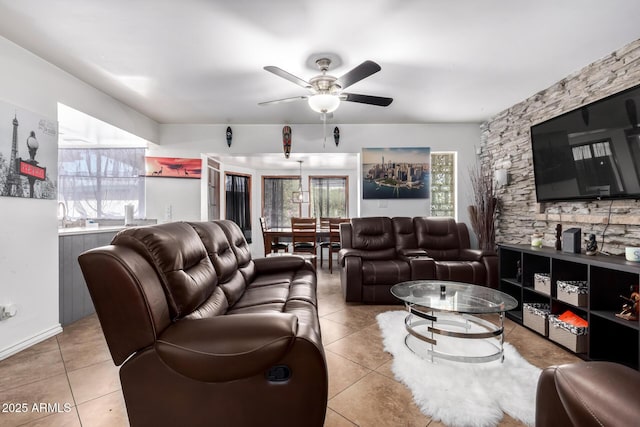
top-left (536, 361), bottom-right (640, 427)
top-left (78, 220), bottom-right (327, 427)
top-left (339, 216), bottom-right (497, 303)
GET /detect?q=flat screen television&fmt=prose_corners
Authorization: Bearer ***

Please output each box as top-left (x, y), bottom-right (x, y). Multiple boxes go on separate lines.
top-left (530, 83), bottom-right (640, 202)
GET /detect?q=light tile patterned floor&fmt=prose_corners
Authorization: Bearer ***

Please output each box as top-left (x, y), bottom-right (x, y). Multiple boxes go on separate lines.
top-left (0, 268), bottom-right (580, 426)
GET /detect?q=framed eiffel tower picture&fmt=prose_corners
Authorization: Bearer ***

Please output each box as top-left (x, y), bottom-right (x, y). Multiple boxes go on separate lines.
top-left (0, 99), bottom-right (58, 199)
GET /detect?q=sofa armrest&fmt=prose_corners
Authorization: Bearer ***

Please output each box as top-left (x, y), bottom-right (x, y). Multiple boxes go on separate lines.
top-left (155, 313), bottom-right (298, 382)
top-left (536, 362), bottom-right (640, 427)
top-left (253, 255), bottom-right (311, 273)
top-left (398, 248), bottom-right (428, 257)
top-left (338, 247), bottom-right (396, 263)
top-left (459, 248), bottom-right (496, 262)
top-left (399, 255), bottom-right (436, 280)
top-left (341, 256), bottom-right (363, 302)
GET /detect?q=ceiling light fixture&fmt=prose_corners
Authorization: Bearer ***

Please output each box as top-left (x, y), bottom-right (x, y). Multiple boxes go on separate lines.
top-left (307, 93), bottom-right (341, 114)
top-left (292, 160), bottom-right (310, 203)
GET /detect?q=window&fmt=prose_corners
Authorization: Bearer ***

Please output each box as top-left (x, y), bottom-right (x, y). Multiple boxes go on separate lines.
top-left (309, 176), bottom-right (348, 218)
top-left (430, 152), bottom-right (456, 218)
top-left (225, 173), bottom-right (252, 243)
top-left (57, 104), bottom-right (147, 220)
top-left (262, 176), bottom-right (301, 228)
top-left (58, 147), bottom-right (145, 219)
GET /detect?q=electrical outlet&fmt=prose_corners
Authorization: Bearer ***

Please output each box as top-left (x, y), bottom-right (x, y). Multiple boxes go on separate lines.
top-left (0, 304), bottom-right (17, 320)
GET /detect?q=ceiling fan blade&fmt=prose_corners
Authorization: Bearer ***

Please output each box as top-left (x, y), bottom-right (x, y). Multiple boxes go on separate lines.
top-left (258, 96), bottom-right (308, 106)
top-left (337, 61), bottom-right (381, 89)
top-left (264, 66), bottom-right (312, 89)
top-left (342, 93), bottom-right (393, 107)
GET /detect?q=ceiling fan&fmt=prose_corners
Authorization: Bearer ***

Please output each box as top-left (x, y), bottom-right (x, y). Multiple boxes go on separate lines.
top-left (258, 58), bottom-right (393, 115)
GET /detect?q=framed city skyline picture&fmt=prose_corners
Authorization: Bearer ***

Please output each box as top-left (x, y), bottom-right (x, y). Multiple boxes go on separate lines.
top-left (144, 156), bottom-right (202, 179)
top-left (362, 147), bottom-right (431, 199)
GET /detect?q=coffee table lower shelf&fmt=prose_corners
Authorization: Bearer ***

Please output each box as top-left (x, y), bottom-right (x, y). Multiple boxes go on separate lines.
top-left (403, 306), bottom-right (506, 363)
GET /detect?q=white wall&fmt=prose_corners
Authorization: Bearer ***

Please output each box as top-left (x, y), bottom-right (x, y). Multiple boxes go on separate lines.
top-left (0, 36), bottom-right (159, 359)
top-left (158, 122), bottom-right (480, 226)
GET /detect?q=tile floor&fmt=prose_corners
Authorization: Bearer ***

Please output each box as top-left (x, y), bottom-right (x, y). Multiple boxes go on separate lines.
top-left (0, 268), bottom-right (581, 427)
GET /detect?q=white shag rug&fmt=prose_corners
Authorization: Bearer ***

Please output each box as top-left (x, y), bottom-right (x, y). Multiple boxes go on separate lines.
top-left (376, 310), bottom-right (540, 427)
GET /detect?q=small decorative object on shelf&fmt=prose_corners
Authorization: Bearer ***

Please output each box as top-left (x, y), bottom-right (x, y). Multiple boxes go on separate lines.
top-left (585, 234), bottom-right (598, 255)
top-left (615, 285), bottom-right (639, 321)
top-left (555, 224), bottom-right (562, 250)
top-left (282, 125), bottom-right (292, 158)
top-left (531, 233), bottom-right (543, 248)
top-left (515, 260), bottom-right (522, 282)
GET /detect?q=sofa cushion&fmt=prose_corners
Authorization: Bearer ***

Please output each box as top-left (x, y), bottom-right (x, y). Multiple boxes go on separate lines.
top-left (414, 217), bottom-right (461, 260)
top-left (351, 217), bottom-right (396, 251)
top-left (189, 221), bottom-right (247, 307)
top-left (214, 220), bottom-right (257, 284)
top-left (362, 259), bottom-right (411, 285)
top-left (112, 222), bottom-right (218, 320)
top-left (393, 217), bottom-right (419, 252)
top-left (184, 287), bottom-right (229, 319)
top-left (435, 261), bottom-right (486, 285)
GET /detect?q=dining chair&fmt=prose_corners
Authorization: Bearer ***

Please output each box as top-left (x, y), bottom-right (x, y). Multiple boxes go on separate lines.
top-left (260, 217), bottom-right (288, 254)
top-left (328, 218), bottom-right (349, 273)
top-left (318, 217), bottom-right (332, 268)
top-left (291, 217), bottom-right (318, 266)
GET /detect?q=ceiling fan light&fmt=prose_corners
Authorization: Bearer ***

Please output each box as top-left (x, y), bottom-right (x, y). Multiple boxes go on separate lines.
top-left (308, 94), bottom-right (340, 113)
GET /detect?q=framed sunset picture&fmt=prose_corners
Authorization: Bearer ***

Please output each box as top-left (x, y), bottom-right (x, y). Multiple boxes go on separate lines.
top-left (145, 157), bottom-right (202, 179)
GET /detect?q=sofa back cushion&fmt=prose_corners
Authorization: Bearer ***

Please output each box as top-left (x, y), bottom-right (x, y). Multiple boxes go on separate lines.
top-left (350, 217), bottom-right (396, 258)
top-left (392, 217), bottom-right (418, 251)
top-left (112, 222), bottom-right (218, 320)
top-left (189, 221), bottom-right (248, 308)
top-left (215, 220), bottom-right (256, 283)
top-left (414, 217), bottom-right (461, 260)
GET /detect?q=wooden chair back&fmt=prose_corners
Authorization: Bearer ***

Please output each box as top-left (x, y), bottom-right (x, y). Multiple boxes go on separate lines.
top-left (291, 217), bottom-right (317, 254)
top-left (260, 216), bottom-right (288, 253)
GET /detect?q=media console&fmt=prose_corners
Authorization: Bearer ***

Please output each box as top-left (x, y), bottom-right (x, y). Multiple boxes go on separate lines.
top-left (498, 244), bottom-right (640, 370)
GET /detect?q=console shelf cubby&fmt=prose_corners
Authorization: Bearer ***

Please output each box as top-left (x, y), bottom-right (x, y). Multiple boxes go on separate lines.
top-left (499, 244), bottom-right (640, 370)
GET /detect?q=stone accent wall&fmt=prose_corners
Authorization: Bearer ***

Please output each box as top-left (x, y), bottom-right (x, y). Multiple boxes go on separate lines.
top-left (480, 39), bottom-right (640, 255)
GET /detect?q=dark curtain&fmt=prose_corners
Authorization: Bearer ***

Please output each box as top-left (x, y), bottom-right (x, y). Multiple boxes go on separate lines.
top-left (225, 174), bottom-right (252, 243)
top-left (263, 177), bottom-right (299, 228)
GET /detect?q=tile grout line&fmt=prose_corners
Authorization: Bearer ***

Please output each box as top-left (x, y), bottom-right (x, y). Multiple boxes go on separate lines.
top-left (55, 335), bottom-right (84, 426)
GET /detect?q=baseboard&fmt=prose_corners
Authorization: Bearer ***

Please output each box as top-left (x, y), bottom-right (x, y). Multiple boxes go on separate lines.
top-left (0, 324), bottom-right (63, 361)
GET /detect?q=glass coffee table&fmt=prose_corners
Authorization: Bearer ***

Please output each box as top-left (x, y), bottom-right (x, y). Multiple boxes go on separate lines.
top-left (391, 280), bottom-right (518, 363)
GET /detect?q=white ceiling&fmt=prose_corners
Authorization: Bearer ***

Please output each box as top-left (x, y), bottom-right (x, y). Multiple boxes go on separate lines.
top-left (1, 0), bottom-right (640, 126)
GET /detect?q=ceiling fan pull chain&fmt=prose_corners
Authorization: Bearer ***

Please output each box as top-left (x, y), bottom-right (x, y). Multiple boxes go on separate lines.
top-left (322, 113), bottom-right (327, 148)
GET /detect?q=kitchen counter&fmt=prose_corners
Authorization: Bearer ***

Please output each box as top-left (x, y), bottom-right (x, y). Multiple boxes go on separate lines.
top-left (58, 225), bottom-right (127, 236)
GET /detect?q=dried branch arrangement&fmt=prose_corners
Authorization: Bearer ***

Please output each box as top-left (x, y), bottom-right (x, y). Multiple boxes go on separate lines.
top-left (468, 164), bottom-right (498, 251)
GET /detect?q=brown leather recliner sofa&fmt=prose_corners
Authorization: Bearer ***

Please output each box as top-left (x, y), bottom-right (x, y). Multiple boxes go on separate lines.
top-left (536, 361), bottom-right (640, 427)
top-left (339, 216), bottom-right (497, 303)
top-left (78, 220), bottom-right (327, 427)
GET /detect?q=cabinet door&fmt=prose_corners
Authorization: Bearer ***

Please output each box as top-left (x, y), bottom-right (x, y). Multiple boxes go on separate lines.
top-left (59, 232), bottom-right (118, 325)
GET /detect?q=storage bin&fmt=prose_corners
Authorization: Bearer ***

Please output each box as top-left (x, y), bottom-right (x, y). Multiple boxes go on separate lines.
top-left (549, 315), bottom-right (588, 353)
top-left (534, 273), bottom-right (551, 295)
top-left (557, 280), bottom-right (588, 307)
top-left (523, 303), bottom-right (550, 336)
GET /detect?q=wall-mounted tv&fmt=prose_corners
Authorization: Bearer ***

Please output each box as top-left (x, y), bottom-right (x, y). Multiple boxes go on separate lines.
top-left (530, 83), bottom-right (640, 202)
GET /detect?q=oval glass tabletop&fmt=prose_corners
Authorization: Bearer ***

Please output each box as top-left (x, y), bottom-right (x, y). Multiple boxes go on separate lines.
top-left (391, 280), bottom-right (518, 314)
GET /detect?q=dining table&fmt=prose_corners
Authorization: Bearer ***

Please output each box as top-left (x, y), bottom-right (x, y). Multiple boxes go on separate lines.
top-left (263, 226), bottom-right (330, 253)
